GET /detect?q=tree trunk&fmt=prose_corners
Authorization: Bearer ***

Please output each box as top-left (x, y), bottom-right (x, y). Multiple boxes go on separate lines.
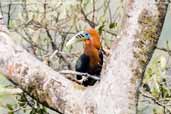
top-left (0, 0), bottom-right (168, 114)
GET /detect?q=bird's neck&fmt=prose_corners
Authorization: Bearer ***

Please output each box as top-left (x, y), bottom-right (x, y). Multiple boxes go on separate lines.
top-left (84, 40), bottom-right (100, 67)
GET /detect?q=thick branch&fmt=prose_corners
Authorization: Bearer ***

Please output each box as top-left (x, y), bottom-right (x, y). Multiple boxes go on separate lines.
top-left (0, 17), bottom-right (87, 114)
top-left (98, 0), bottom-right (168, 114)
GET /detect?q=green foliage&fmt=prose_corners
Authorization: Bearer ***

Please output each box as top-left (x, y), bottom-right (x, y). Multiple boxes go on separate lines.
top-left (17, 93), bottom-right (49, 114)
top-left (109, 22), bottom-right (117, 29)
top-left (30, 106), bottom-right (48, 114)
top-left (143, 56), bottom-right (168, 98)
top-left (0, 74), bottom-right (49, 114)
top-left (8, 20), bottom-right (16, 29)
top-left (139, 53), bottom-right (171, 114)
top-left (97, 22), bottom-right (105, 35)
top-left (138, 103), bottom-right (164, 114)
top-left (6, 104), bottom-right (14, 114)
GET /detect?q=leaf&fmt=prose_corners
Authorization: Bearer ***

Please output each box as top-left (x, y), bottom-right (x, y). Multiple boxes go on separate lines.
top-left (109, 22), bottom-right (117, 29)
top-left (166, 40), bottom-right (170, 50)
top-left (143, 68), bottom-right (153, 83)
top-left (151, 75), bottom-right (160, 98)
top-left (160, 85), bottom-right (171, 98)
top-left (30, 109), bottom-right (36, 114)
top-left (159, 56), bottom-right (166, 70)
top-left (98, 24), bottom-right (105, 35)
top-left (8, 20), bottom-right (16, 28)
top-left (8, 111), bottom-right (14, 114)
top-left (6, 104), bottom-right (13, 110)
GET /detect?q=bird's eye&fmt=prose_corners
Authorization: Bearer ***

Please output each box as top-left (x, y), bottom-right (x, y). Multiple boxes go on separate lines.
top-left (84, 33), bottom-right (90, 39)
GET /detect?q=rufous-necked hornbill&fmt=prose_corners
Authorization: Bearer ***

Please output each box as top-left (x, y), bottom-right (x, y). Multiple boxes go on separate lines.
top-left (66, 28), bottom-right (103, 86)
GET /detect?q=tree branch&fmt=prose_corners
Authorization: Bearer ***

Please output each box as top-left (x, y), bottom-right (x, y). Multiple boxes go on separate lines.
top-left (59, 70), bottom-right (100, 81)
top-left (0, 16), bottom-right (87, 114)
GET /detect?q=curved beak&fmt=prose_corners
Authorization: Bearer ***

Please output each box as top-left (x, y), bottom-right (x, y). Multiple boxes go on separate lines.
top-left (66, 31), bottom-right (87, 47)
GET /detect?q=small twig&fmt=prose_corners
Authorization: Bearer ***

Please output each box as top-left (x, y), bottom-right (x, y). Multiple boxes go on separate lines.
top-left (58, 25), bottom-right (73, 58)
top-left (43, 0), bottom-right (47, 19)
top-left (0, 87), bottom-right (22, 95)
top-left (7, 0), bottom-right (12, 29)
top-left (140, 90), bottom-right (171, 113)
top-left (153, 1), bottom-right (171, 4)
top-left (59, 70), bottom-right (100, 81)
top-left (102, 29), bottom-right (117, 36)
top-left (9, 106), bottom-right (22, 113)
top-left (80, 7), bottom-right (97, 28)
top-left (92, 0), bottom-right (95, 23)
top-left (49, 49), bottom-right (73, 69)
top-left (15, 29), bottom-right (48, 54)
top-left (156, 47), bottom-right (171, 55)
top-left (49, 50), bottom-right (61, 60)
top-left (0, 103), bottom-right (23, 113)
top-left (49, 50), bottom-right (72, 60)
top-left (141, 91), bottom-right (163, 106)
top-left (49, 49), bottom-right (79, 59)
top-left (0, 2), bottom-right (3, 16)
top-left (45, 26), bottom-right (57, 50)
top-left (22, 93), bottom-right (35, 108)
top-left (45, 26), bottom-right (73, 69)
top-left (108, 4), bottom-right (112, 23)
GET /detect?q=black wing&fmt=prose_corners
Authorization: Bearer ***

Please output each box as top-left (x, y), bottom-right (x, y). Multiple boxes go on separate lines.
top-left (75, 50), bottom-right (103, 86)
top-left (99, 49), bottom-right (103, 65)
top-left (98, 49), bottom-right (103, 71)
top-left (82, 50), bottom-right (103, 86)
top-left (91, 49), bottom-right (103, 76)
top-left (75, 54), bottom-right (89, 80)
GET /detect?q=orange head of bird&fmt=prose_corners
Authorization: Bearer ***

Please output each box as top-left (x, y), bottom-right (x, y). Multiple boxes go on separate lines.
top-left (66, 28), bottom-right (101, 50)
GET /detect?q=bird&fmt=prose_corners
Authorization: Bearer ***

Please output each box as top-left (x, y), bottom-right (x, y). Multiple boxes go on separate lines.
top-left (66, 28), bottom-right (103, 86)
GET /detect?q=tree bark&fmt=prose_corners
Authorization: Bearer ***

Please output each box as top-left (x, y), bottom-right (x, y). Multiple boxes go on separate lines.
top-left (0, 0), bottom-right (168, 114)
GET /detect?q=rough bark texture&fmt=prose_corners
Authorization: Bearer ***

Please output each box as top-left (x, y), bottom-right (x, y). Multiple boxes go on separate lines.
top-left (94, 1), bottom-right (168, 114)
top-left (0, 0), bottom-right (168, 114)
